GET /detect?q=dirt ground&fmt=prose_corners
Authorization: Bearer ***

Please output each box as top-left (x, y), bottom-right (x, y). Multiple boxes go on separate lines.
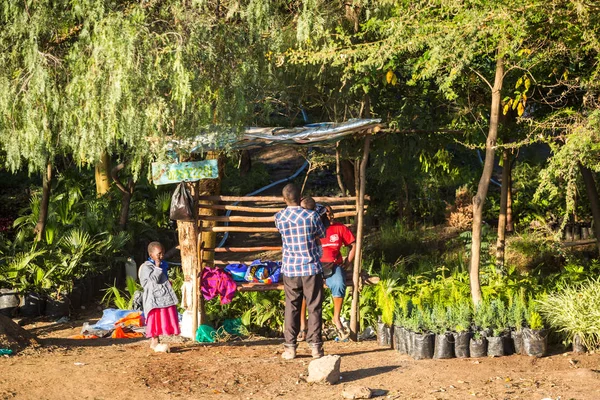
top-left (1, 315), bottom-right (599, 400)
top-left (3, 147), bottom-right (600, 399)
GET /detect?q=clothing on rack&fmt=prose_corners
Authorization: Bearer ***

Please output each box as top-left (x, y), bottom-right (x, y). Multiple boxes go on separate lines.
top-left (201, 266), bottom-right (237, 304)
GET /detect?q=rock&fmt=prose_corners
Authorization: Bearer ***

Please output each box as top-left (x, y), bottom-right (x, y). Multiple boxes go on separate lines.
top-left (307, 355), bottom-right (341, 384)
top-left (342, 385), bottom-right (372, 399)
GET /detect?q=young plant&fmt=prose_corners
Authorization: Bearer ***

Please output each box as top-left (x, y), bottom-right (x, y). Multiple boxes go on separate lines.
top-left (508, 291), bottom-right (526, 331)
top-left (526, 298), bottom-right (544, 330)
top-left (491, 299), bottom-right (508, 336)
top-left (430, 304), bottom-right (449, 334)
top-left (473, 300), bottom-right (494, 332)
top-left (449, 300), bottom-right (472, 333)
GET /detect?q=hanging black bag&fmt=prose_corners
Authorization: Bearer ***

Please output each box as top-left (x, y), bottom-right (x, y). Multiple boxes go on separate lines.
top-left (170, 182), bottom-right (195, 221)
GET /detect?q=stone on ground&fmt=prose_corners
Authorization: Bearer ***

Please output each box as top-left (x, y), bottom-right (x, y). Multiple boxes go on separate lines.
top-left (342, 385), bottom-right (372, 399)
top-left (307, 354), bottom-right (341, 384)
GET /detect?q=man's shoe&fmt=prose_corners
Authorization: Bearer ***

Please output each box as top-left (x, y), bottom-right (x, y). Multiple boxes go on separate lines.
top-left (310, 343), bottom-right (324, 359)
top-left (281, 345), bottom-right (297, 360)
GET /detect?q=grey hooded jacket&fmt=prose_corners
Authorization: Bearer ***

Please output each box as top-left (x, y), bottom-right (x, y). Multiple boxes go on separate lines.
top-left (138, 261), bottom-right (178, 315)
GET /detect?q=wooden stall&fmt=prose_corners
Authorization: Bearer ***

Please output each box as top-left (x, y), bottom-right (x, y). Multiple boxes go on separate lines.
top-left (173, 119), bottom-right (381, 341)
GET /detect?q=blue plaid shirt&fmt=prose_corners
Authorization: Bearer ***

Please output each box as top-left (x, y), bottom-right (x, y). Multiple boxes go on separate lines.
top-left (275, 206), bottom-right (326, 277)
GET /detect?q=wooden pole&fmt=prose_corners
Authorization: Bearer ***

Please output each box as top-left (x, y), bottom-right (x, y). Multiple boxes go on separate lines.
top-left (192, 181), bottom-right (201, 340)
top-left (350, 135), bottom-right (371, 341)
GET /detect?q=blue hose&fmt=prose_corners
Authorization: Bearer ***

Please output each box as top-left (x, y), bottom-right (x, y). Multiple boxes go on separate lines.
top-left (215, 160), bottom-right (308, 248)
top-left (216, 108), bottom-right (311, 248)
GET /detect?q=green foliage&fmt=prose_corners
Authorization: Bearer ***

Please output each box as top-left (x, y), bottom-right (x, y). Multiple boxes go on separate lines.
top-left (102, 277), bottom-right (141, 310)
top-left (2, 168), bottom-right (173, 298)
top-left (526, 299), bottom-right (544, 330)
top-left (537, 279), bottom-right (600, 350)
top-left (473, 300), bottom-right (495, 331)
top-left (221, 159), bottom-right (271, 196)
top-left (448, 300), bottom-right (472, 333)
top-left (508, 290), bottom-right (527, 331)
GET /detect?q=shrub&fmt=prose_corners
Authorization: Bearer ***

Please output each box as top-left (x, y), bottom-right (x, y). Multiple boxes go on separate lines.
top-left (537, 279), bottom-right (600, 350)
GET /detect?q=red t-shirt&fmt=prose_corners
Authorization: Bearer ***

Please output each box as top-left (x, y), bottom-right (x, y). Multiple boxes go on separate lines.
top-left (320, 222), bottom-right (356, 265)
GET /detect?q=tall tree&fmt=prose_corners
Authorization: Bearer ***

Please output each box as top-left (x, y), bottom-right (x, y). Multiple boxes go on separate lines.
top-left (286, 0), bottom-right (564, 304)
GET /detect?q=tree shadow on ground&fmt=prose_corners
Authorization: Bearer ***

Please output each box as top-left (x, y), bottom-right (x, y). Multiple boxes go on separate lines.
top-left (341, 365), bottom-right (401, 383)
top-left (332, 347), bottom-right (390, 357)
top-left (39, 337), bottom-right (146, 348)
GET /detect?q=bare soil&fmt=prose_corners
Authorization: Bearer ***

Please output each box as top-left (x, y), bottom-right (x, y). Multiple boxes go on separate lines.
top-left (1, 315), bottom-right (600, 400)
top-left (3, 147), bottom-right (600, 399)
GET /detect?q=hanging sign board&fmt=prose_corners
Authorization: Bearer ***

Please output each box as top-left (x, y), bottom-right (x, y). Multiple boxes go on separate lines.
top-left (151, 160), bottom-right (218, 185)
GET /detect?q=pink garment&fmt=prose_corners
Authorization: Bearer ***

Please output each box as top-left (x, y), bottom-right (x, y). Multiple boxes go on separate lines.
top-left (145, 305), bottom-right (180, 338)
top-left (201, 267), bottom-right (237, 305)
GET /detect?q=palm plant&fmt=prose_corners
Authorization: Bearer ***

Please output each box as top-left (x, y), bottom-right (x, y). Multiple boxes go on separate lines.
top-left (102, 277), bottom-right (142, 310)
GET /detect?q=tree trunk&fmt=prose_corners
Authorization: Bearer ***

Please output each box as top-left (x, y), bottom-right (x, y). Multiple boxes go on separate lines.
top-left (470, 54), bottom-right (504, 306)
top-left (335, 141), bottom-right (347, 196)
top-left (199, 152), bottom-right (224, 264)
top-left (34, 163), bottom-right (52, 242)
top-left (350, 135), bottom-right (371, 341)
top-left (178, 183), bottom-right (200, 281)
top-left (580, 164), bottom-right (600, 255)
top-left (506, 159), bottom-right (514, 232)
top-left (496, 149), bottom-right (510, 269)
top-left (239, 150), bottom-right (251, 177)
top-left (95, 151), bottom-right (111, 197)
top-left (111, 162), bottom-right (135, 231)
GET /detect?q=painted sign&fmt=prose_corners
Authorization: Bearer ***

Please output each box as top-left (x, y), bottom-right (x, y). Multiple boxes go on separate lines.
top-left (151, 160), bottom-right (218, 185)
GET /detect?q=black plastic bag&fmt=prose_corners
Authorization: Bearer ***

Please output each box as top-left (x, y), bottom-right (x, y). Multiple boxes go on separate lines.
top-left (487, 336), bottom-right (505, 357)
top-left (453, 331), bottom-right (471, 358)
top-left (406, 330), bottom-right (414, 355)
top-left (522, 328), bottom-right (547, 357)
top-left (18, 292), bottom-right (46, 317)
top-left (502, 331), bottom-right (515, 355)
top-left (377, 322), bottom-right (393, 347)
top-left (433, 332), bottom-right (455, 359)
top-left (511, 330), bottom-right (523, 355)
top-left (170, 182), bottom-right (195, 221)
top-left (469, 336), bottom-right (487, 358)
top-left (411, 332), bottom-right (435, 360)
top-left (573, 334), bottom-right (586, 353)
top-left (393, 325), bottom-right (405, 353)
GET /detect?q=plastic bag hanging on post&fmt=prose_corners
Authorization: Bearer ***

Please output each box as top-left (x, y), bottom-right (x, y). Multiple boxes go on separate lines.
top-left (170, 182), bottom-right (195, 221)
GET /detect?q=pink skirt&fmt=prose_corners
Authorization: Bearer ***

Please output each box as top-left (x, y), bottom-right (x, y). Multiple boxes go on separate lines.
top-left (146, 306), bottom-right (180, 338)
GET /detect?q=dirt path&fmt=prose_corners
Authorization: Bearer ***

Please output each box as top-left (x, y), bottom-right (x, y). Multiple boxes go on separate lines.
top-left (2, 317), bottom-right (599, 400)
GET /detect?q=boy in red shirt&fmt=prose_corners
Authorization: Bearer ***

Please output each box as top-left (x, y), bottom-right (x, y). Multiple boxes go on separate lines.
top-left (298, 203), bottom-right (356, 341)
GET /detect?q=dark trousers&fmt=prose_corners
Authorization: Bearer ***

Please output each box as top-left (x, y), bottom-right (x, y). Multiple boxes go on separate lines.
top-left (283, 274), bottom-right (323, 346)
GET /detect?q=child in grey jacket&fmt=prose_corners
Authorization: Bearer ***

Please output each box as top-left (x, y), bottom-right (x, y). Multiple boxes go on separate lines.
top-left (139, 242), bottom-right (180, 352)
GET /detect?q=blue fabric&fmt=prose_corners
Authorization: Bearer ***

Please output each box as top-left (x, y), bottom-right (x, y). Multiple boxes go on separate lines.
top-left (225, 263), bottom-right (248, 282)
top-left (325, 265), bottom-right (346, 298)
top-left (92, 308), bottom-right (139, 331)
top-left (275, 206), bottom-right (326, 277)
top-left (243, 260), bottom-right (282, 283)
top-left (147, 257), bottom-right (169, 278)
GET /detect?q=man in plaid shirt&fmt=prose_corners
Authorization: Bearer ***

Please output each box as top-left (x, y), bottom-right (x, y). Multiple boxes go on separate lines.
top-left (275, 183), bottom-right (326, 360)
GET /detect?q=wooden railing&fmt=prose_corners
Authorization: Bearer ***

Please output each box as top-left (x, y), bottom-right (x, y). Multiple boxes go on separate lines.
top-left (197, 195), bottom-right (369, 291)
